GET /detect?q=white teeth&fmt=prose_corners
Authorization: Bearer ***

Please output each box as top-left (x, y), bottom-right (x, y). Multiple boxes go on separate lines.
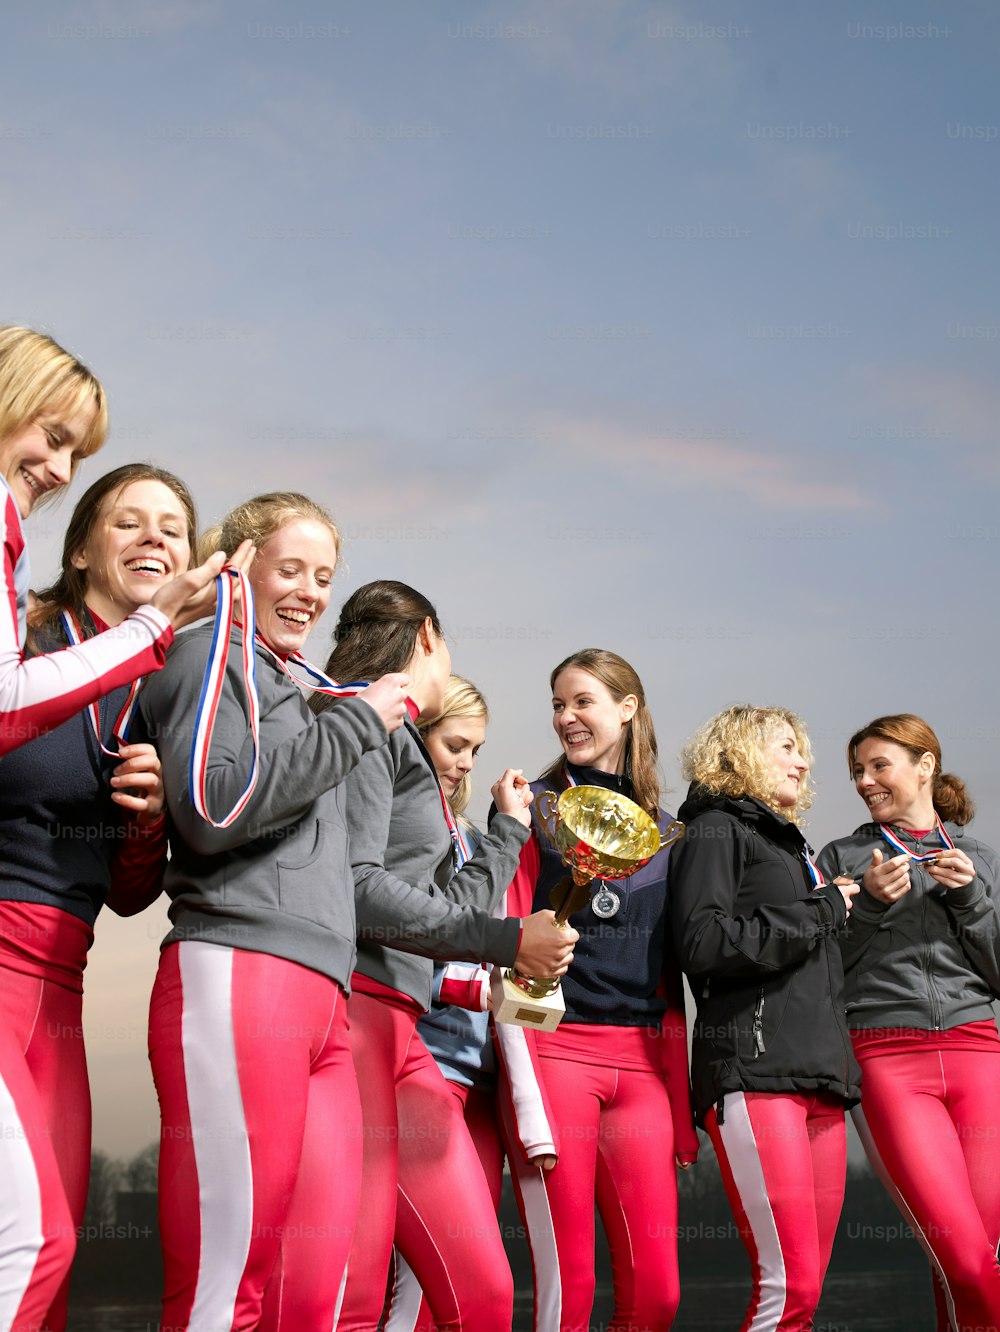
top-left (125, 559), bottom-right (166, 575)
top-left (867, 793), bottom-right (889, 805)
top-left (276, 609), bottom-right (311, 625)
top-left (20, 469), bottom-right (42, 496)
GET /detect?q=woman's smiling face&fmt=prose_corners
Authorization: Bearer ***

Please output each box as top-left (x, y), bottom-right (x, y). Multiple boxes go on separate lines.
top-left (249, 517), bottom-right (338, 657)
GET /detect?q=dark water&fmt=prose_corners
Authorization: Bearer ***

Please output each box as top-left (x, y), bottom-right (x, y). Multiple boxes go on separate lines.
top-left (71, 1272), bottom-right (931, 1330)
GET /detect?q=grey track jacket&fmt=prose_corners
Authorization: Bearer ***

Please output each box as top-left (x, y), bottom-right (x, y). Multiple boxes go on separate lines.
top-left (138, 624), bottom-right (388, 987)
top-left (817, 821), bottom-right (1000, 1031)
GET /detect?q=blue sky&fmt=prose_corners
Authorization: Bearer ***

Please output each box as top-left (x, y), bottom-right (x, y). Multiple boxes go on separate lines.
top-left (5, 0), bottom-right (998, 1152)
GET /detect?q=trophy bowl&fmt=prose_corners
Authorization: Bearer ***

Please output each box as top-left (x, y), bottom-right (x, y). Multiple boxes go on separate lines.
top-left (541, 786), bottom-right (664, 884)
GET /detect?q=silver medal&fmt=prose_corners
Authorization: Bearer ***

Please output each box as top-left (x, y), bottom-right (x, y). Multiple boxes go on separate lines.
top-left (591, 884), bottom-right (621, 919)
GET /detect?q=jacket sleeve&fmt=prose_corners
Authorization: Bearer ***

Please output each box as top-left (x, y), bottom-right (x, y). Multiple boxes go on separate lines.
top-left (492, 832), bottom-right (560, 1163)
top-left (104, 816), bottom-right (168, 916)
top-left (670, 811), bottom-right (847, 979)
top-left (434, 962), bottom-right (491, 1013)
top-left (941, 843), bottom-right (1000, 995)
top-left (816, 837), bottom-right (891, 974)
top-left (347, 741), bottom-right (523, 966)
top-left (659, 949), bottom-right (699, 1165)
top-left (138, 633), bottom-right (389, 856)
top-left (1, 495), bottom-right (174, 755)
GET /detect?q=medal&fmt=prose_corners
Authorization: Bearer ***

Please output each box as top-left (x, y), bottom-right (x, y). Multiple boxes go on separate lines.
top-left (591, 883), bottom-right (621, 919)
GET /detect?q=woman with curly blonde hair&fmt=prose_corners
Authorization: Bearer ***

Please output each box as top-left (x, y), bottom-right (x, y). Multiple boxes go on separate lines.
top-left (670, 704), bottom-right (859, 1332)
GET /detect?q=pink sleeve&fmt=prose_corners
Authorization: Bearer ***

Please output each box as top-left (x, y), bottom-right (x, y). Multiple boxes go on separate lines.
top-left (0, 496), bottom-right (174, 755)
top-left (660, 963), bottom-right (700, 1164)
top-left (105, 816), bottom-right (169, 917)
top-left (437, 964), bottom-right (491, 1012)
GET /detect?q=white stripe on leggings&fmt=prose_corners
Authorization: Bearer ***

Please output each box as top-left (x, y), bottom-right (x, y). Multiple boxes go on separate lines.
top-left (0, 1072), bottom-right (44, 1332)
top-left (714, 1092), bottom-right (787, 1332)
top-left (179, 942), bottom-right (254, 1331)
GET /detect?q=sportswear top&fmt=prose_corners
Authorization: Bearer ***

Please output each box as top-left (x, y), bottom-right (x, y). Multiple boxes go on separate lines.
top-left (0, 476), bottom-right (173, 755)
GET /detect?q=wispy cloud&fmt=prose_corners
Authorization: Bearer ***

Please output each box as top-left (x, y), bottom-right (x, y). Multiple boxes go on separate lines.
top-left (537, 412), bottom-right (871, 509)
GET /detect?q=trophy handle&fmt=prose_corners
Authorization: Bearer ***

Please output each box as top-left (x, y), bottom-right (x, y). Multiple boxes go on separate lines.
top-left (550, 875), bottom-right (592, 925)
top-left (534, 790), bottom-right (561, 849)
top-left (660, 819), bottom-right (685, 850)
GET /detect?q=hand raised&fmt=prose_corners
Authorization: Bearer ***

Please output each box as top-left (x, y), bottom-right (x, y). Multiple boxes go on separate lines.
top-left (863, 847), bottom-right (911, 904)
top-left (358, 673), bottom-right (410, 734)
top-left (150, 540), bottom-right (256, 631)
top-left (491, 769), bottom-right (531, 827)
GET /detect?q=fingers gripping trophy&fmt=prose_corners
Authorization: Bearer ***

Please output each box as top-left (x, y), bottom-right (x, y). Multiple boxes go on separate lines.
top-left (492, 785), bottom-right (684, 1031)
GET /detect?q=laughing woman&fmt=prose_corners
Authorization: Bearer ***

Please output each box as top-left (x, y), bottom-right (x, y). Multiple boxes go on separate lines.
top-left (670, 705), bottom-right (859, 1332)
top-left (137, 494), bottom-right (410, 1332)
top-left (0, 464), bottom-right (198, 1332)
top-left (0, 326), bottom-right (235, 754)
top-left (818, 715), bottom-right (1000, 1332)
top-left (500, 648), bottom-right (699, 1332)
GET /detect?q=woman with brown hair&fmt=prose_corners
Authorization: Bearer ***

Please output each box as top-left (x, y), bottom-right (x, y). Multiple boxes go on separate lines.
top-left (0, 463), bottom-right (199, 1331)
top-left (316, 581), bottom-right (575, 1332)
top-left (503, 647), bottom-right (698, 1332)
top-left (818, 714), bottom-right (1000, 1332)
top-left (671, 704), bottom-right (859, 1332)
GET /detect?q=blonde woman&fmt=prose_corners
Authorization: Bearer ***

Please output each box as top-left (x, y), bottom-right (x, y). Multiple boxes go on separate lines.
top-left (137, 494), bottom-right (410, 1331)
top-left (386, 675), bottom-right (508, 1332)
top-left (670, 705), bottom-right (859, 1332)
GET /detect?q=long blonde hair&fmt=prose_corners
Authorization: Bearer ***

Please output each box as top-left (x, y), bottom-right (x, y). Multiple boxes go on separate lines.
top-left (682, 704), bottom-right (814, 824)
top-left (417, 675), bottom-right (489, 819)
top-left (200, 491), bottom-right (340, 563)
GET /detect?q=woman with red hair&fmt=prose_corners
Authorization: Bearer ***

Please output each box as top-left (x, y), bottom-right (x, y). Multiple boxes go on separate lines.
top-left (819, 714), bottom-right (1000, 1332)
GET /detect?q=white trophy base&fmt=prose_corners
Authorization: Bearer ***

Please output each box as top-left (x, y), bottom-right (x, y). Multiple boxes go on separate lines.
top-left (491, 968), bottom-right (565, 1032)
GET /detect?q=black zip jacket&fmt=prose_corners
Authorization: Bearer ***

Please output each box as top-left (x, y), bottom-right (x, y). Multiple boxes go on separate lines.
top-left (670, 786), bottom-right (861, 1122)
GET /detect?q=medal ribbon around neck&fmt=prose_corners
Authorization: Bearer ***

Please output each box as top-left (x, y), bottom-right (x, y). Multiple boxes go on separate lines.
top-left (60, 609), bottom-right (143, 757)
top-left (452, 817), bottom-right (471, 871)
top-left (802, 847), bottom-right (826, 887)
top-left (881, 816), bottom-right (956, 862)
top-left (191, 570), bottom-right (380, 828)
top-left (190, 568), bottom-right (262, 828)
top-left (252, 634), bottom-right (371, 698)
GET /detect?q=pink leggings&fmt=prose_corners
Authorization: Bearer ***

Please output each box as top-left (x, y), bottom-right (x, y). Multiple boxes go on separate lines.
top-left (706, 1090), bottom-right (846, 1332)
top-left (852, 1044), bottom-right (1000, 1332)
top-left (149, 942), bottom-right (361, 1332)
top-left (335, 990), bottom-right (513, 1332)
top-left (508, 1052), bottom-right (681, 1332)
top-left (385, 1083), bottom-right (505, 1332)
top-left (0, 962), bottom-right (89, 1332)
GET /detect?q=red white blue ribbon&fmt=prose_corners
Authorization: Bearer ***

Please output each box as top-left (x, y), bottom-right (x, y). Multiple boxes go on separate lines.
top-left (60, 609), bottom-right (143, 757)
top-left (452, 816), bottom-right (471, 870)
top-left (252, 636), bottom-right (370, 697)
top-left (881, 817), bottom-right (955, 863)
top-left (189, 568), bottom-right (261, 828)
top-left (802, 847), bottom-right (825, 887)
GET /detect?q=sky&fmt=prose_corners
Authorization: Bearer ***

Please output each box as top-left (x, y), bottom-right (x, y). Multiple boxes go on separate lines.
top-left (3, 0), bottom-right (999, 1156)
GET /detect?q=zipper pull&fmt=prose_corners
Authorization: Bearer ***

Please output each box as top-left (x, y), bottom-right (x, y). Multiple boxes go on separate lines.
top-left (753, 990), bottom-right (766, 1055)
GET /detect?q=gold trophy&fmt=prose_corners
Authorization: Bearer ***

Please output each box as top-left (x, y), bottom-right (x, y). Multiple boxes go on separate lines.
top-left (492, 786), bottom-right (684, 1031)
